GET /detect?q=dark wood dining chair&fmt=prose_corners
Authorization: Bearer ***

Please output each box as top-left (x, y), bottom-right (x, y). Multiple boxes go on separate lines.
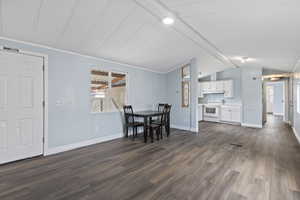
top-left (151, 103), bottom-right (167, 123)
top-left (158, 103), bottom-right (167, 112)
top-left (151, 104), bottom-right (172, 139)
top-left (123, 105), bottom-right (144, 140)
top-left (148, 105), bottom-right (171, 142)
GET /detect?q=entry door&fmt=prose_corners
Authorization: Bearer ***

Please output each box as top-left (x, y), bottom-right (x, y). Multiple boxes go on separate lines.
top-left (266, 86), bottom-right (274, 113)
top-left (0, 50), bottom-right (44, 164)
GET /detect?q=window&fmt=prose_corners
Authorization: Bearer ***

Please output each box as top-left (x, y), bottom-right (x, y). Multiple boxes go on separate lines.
top-left (181, 64), bottom-right (190, 107)
top-left (297, 83), bottom-right (300, 114)
top-left (90, 70), bottom-right (127, 113)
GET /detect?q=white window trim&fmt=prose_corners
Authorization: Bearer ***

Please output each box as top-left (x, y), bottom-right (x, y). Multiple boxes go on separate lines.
top-left (90, 68), bottom-right (128, 114)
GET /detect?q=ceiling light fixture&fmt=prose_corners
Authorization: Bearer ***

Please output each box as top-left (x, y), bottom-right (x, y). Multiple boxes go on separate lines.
top-left (270, 77), bottom-right (280, 81)
top-left (241, 57), bottom-right (249, 63)
top-left (162, 17), bottom-right (174, 25)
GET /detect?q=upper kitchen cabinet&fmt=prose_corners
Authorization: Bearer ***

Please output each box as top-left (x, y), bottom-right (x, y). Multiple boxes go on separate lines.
top-left (216, 81), bottom-right (224, 91)
top-left (223, 80), bottom-right (234, 98)
top-left (201, 82), bottom-right (210, 93)
top-left (199, 80), bottom-right (234, 98)
top-left (199, 83), bottom-right (204, 98)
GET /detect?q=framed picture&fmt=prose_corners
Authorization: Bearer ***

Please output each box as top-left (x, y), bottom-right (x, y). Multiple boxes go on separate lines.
top-left (182, 81), bottom-right (190, 107)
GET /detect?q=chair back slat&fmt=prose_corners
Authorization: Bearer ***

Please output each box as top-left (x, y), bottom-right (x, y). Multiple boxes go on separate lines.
top-left (123, 105), bottom-right (134, 124)
top-left (158, 104), bottom-right (166, 112)
top-left (157, 104), bottom-right (167, 121)
top-left (161, 104), bottom-right (171, 124)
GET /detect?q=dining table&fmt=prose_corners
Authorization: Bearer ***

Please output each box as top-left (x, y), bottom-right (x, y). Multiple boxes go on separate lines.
top-left (127, 110), bottom-right (170, 143)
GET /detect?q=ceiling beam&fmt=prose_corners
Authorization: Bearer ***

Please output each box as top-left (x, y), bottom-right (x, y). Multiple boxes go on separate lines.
top-left (133, 0), bottom-right (238, 69)
top-left (91, 77), bottom-right (125, 85)
top-left (91, 70), bottom-right (109, 76)
top-left (91, 80), bottom-right (108, 85)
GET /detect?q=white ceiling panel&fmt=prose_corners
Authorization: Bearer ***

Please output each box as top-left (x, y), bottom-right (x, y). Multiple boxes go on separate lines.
top-left (1, 0), bottom-right (299, 73)
top-left (161, 0), bottom-right (300, 71)
top-left (55, 0), bottom-right (110, 50)
top-left (81, 0), bottom-right (137, 54)
top-left (1, 0), bottom-right (41, 40)
top-left (34, 0), bottom-right (78, 45)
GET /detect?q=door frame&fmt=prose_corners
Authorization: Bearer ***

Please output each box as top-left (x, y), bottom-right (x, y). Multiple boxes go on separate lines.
top-left (266, 81), bottom-right (286, 117)
top-left (0, 46), bottom-right (49, 156)
top-left (266, 85), bottom-right (274, 114)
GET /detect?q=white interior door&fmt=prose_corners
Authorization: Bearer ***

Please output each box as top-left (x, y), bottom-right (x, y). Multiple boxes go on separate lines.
top-left (266, 86), bottom-right (274, 113)
top-left (0, 50), bottom-right (44, 164)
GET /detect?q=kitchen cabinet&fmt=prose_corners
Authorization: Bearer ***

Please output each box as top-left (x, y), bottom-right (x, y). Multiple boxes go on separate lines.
top-left (231, 107), bottom-right (241, 122)
top-left (223, 80), bottom-right (234, 98)
top-left (201, 82), bottom-right (210, 92)
top-left (220, 105), bottom-right (241, 123)
top-left (199, 80), bottom-right (233, 98)
top-left (199, 83), bottom-right (204, 98)
top-left (210, 82), bottom-right (217, 91)
top-left (216, 81), bottom-right (224, 91)
top-left (220, 107), bottom-right (231, 121)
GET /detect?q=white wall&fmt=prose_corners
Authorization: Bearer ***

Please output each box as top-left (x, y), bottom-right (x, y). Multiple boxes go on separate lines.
top-left (0, 38), bottom-right (167, 154)
top-left (166, 58), bottom-right (199, 132)
top-left (166, 65), bottom-right (191, 130)
top-left (293, 69), bottom-right (300, 141)
top-left (241, 67), bottom-right (263, 128)
top-left (273, 83), bottom-right (284, 115)
top-left (190, 58), bottom-right (199, 132)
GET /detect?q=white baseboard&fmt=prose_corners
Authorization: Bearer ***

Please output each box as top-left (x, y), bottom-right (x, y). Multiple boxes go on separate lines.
top-left (190, 127), bottom-right (198, 132)
top-left (241, 123), bottom-right (263, 128)
top-left (292, 127), bottom-right (300, 144)
top-left (171, 124), bottom-right (193, 132)
top-left (44, 133), bottom-right (123, 156)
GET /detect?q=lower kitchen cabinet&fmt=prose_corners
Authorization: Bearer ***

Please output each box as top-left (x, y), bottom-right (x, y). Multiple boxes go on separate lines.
top-left (220, 105), bottom-right (241, 123)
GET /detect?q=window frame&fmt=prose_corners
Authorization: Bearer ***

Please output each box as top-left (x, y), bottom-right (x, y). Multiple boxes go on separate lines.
top-left (90, 68), bottom-right (128, 114)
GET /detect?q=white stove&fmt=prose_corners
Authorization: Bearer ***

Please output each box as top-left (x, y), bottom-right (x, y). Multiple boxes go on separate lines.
top-left (203, 100), bottom-right (222, 122)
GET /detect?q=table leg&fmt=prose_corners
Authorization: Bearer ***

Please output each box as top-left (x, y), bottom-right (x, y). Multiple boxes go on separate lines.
top-left (167, 113), bottom-right (170, 137)
top-left (144, 116), bottom-right (148, 143)
top-left (125, 126), bottom-right (128, 138)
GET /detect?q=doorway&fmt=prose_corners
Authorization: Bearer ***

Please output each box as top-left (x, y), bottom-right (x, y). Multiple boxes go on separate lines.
top-left (266, 85), bottom-right (274, 114)
top-left (265, 81), bottom-right (285, 122)
top-left (0, 49), bottom-right (45, 164)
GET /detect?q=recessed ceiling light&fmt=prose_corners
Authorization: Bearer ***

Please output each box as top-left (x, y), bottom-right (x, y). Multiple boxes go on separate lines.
top-left (241, 57), bottom-right (249, 63)
top-left (162, 17), bottom-right (174, 25)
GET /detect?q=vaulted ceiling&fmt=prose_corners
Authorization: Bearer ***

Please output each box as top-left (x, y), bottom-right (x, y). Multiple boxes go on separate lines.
top-left (1, 0), bottom-right (299, 74)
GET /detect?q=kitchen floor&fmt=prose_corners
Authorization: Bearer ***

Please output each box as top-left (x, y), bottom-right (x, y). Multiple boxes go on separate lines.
top-left (0, 115), bottom-right (299, 200)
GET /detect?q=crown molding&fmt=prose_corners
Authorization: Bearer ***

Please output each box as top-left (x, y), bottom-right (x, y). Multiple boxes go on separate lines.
top-left (0, 36), bottom-right (166, 74)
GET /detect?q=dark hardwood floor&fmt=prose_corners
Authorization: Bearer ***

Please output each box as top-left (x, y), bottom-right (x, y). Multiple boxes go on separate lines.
top-left (0, 115), bottom-right (300, 200)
